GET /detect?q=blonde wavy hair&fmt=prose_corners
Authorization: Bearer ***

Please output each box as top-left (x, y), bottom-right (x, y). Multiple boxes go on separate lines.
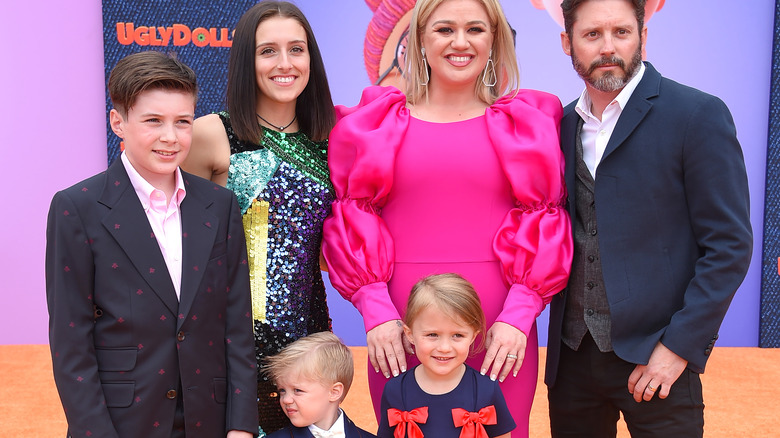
top-left (405, 0), bottom-right (519, 105)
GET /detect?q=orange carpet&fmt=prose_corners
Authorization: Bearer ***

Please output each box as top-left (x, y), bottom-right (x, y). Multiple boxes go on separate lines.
top-left (1, 345), bottom-right (776, 437)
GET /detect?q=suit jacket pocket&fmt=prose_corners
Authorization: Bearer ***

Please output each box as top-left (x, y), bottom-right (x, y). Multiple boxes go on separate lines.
top-left (212, 378), bottom-right (227, 404)
top-left (102, 381), bottom-right (135, 408)
top-left (96, 347), bottom-right (138, 372)
top-left (209, 239), bottom-right (227, 261)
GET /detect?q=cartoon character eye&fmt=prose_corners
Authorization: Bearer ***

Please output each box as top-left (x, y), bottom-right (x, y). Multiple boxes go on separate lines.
top-left (375, 28), bottom-right (409, 85)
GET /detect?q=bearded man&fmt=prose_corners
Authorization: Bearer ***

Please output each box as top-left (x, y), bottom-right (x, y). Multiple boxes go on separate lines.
top-left (545, 1), bottom-right (753, 437)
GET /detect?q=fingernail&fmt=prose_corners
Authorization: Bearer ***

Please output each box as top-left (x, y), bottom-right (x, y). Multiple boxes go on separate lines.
top-left (384, 373), bottom-right (390, 378)
top-left (374, 368), bottom-right (380, 373)
top-left (481, 368), bottom-right (487, 375)
top-left (490, 374), bottom-right (497, 381)
top-left (401, 366), bottom-right (407, 373)
top-left (393, 370), bottom-right (399, 377)
top-left (499, 377), bottom-right (505, 383)
top-left (513, 372), bottom-right (518, 377)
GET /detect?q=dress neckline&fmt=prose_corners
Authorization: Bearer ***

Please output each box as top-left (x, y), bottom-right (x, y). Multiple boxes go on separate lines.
top-left (408, 113), bottom-right (486, 125)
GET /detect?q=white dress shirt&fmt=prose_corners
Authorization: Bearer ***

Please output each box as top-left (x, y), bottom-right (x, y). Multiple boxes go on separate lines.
top-left (575, 62), bottom-right (646, 179)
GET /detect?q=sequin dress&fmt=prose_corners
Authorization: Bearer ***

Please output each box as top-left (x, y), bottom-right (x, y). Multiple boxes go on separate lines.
top-left (219, 112), bottom-right (333, 435)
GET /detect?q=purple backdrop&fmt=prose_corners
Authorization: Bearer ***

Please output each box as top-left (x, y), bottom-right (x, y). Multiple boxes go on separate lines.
top-left (1, 0), bottom-right (772, 347)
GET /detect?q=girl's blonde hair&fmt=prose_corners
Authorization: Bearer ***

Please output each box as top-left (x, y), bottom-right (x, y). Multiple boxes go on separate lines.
top-left (405, 0), bottom-right (520, 105)
top-left (404, 273), bottom-right (486, 352)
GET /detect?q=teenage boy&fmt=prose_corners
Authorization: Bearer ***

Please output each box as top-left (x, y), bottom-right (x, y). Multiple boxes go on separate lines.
top-left (46, 51), bottom-right (258, 438)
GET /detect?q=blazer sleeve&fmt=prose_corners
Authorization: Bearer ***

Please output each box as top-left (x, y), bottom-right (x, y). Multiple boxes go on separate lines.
top-left (661, 93), bottom-right (752, 371)
top-left (487, 90), bottom-right (574, 336)
top-left (46, 190), bottom-right (120, 438)
top-left (223, 193), bottom-right (260, 433)
top-left (321, 86), bottom-right (409, 332)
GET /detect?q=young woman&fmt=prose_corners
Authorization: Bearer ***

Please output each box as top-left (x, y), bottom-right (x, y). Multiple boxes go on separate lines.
top-left (181, 1), bottom-right (335, 435)
top-left (322, 0), bottom-right (572, 435)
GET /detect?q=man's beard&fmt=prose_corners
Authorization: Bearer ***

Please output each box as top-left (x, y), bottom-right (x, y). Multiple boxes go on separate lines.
top-left (572, 44), bottom-right (643, 93)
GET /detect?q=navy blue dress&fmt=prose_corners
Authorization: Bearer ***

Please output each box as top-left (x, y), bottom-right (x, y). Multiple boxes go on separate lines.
top-left (377, 365), bottom-right (515, 437)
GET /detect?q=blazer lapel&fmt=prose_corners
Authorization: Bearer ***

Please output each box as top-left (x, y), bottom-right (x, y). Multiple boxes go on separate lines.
top-left (177, 173), bottom-right (219, 328)
top-left (561, 106), bottom-right (579, 219)
top-left (600, 62), bottom-right (660, 162)
top-left (100, 160), bottom-right (179, 315)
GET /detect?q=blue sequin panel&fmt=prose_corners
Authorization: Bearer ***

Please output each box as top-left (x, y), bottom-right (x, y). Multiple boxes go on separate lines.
top-left (261, 161), bottom-right (334, 338)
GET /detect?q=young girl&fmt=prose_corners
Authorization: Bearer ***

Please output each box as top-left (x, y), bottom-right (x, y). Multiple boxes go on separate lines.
top-left (377, 274), bottom-right (515, 437)
top-left (181, 1), bottom-right (335, 435)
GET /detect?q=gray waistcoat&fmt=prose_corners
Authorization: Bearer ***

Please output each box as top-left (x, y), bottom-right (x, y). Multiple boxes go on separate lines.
top-left (562, 119), bottom-right (613, 352)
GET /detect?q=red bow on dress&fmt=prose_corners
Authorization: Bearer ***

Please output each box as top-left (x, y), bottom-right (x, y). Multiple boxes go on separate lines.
top-left (387, 407), bottom-right (428, 438)
top-left (451, 405), bottom-right (498, 438)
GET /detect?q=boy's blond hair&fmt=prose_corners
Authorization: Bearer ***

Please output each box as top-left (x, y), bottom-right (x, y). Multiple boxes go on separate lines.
top-left (265, 332), bottom-right (354, 402)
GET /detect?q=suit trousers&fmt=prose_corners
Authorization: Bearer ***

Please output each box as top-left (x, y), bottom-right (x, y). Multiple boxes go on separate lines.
top-left (548, 332), bottom-right (704, 438)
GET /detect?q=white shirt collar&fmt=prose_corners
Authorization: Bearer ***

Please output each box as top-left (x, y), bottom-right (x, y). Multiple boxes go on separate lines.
top-left (308, 409), bottom-right (345, 437)
top-left (575, 61), bottom-right (646, 121)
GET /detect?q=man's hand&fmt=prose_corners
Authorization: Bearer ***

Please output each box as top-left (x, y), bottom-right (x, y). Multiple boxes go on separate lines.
top-left (627, 342), bottom-right (688, 402)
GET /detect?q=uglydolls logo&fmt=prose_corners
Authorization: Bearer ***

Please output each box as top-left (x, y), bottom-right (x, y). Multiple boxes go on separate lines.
top-left (115, 23), bottom-right (233, 47)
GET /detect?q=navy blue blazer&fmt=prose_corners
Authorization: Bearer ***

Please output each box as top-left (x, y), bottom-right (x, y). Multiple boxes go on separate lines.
top-left (45, 159), bottom-right (258, 437)
top-left (266, 411), bottom-right (377, 438)
top-left (546, 62), bottom-right (752, 386)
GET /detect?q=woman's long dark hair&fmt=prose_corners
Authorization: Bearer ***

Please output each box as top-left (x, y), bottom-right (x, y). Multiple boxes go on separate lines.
top-left (227, 1), bottom-right (335, 142)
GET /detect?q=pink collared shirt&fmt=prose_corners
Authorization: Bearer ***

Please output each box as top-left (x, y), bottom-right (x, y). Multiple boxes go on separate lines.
top-left (121, 152), bottom-right (186, 299)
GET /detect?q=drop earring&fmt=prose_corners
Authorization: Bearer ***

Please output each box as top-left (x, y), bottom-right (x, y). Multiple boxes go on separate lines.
top-left (421, 47), bottom-right (430, 86)
top-left (482, 49), bottom-right (497, 87)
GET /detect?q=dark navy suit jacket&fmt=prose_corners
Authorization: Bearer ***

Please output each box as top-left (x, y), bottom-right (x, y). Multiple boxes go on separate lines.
top-left (546, 62), bottom-right (752, 386)
top-left (266, 411), bottom-right (377, 437)
top-left (46, 159), bottom-right (258, 437)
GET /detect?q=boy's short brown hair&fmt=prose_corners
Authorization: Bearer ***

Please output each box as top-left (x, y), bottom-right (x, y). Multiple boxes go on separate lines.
top-left (108, 51), bottom-right (198, 116)
top-left (265, 332), bottom-right (354, 402)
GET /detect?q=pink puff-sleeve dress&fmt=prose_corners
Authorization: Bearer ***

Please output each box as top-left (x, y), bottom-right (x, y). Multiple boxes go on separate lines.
top-left (322, 86), bottom-right (572, 436)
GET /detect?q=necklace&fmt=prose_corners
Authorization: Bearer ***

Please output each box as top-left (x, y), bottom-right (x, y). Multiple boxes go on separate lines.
top-left (256, 113), bottom-right (296, 131)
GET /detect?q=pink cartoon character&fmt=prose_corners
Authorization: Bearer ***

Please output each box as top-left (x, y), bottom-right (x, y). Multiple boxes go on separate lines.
top-left (363, 0), bottom-right (416, 88)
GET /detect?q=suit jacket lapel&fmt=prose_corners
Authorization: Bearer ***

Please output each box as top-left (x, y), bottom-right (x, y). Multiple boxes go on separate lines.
top-left (561, 106), bottom-right (579, 220)
top-left (600, 62), bottom-right (660, 163)
top-left (100, 160), bottom-right (179, 315)
top-left (177, 172), bottom-right (218, 329)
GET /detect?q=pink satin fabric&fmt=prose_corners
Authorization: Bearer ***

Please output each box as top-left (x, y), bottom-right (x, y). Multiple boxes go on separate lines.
top-left (322, 86), bottom-right (572, 436)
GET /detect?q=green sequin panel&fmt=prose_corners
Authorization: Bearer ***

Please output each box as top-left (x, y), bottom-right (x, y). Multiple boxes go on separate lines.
top-left (260, 129), bottom-right (332, 190)
top-left (227, 149), bottom-right (281, 215)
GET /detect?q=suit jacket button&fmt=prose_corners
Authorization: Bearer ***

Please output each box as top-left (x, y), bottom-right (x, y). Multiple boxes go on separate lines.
top-left (166, 389), bottom-right (177, 399)
top-left (177, 331), bottom-right (185, 342)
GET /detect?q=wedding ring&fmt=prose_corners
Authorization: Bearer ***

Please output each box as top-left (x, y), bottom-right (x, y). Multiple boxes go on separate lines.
top-left (506, 354), bottom-right (518, 360)
top-left (647, 384), bottom-right (658, 392)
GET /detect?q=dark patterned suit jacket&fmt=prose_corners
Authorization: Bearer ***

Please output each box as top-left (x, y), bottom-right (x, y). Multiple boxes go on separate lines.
top-left (46, 159), bottom-right (258, 437)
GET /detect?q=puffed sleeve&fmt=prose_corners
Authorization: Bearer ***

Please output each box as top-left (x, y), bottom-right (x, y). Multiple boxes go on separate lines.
top-left (322, 86), bottom-right (410, 331)
top-left (487, 90), bottom-right (573, 336)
